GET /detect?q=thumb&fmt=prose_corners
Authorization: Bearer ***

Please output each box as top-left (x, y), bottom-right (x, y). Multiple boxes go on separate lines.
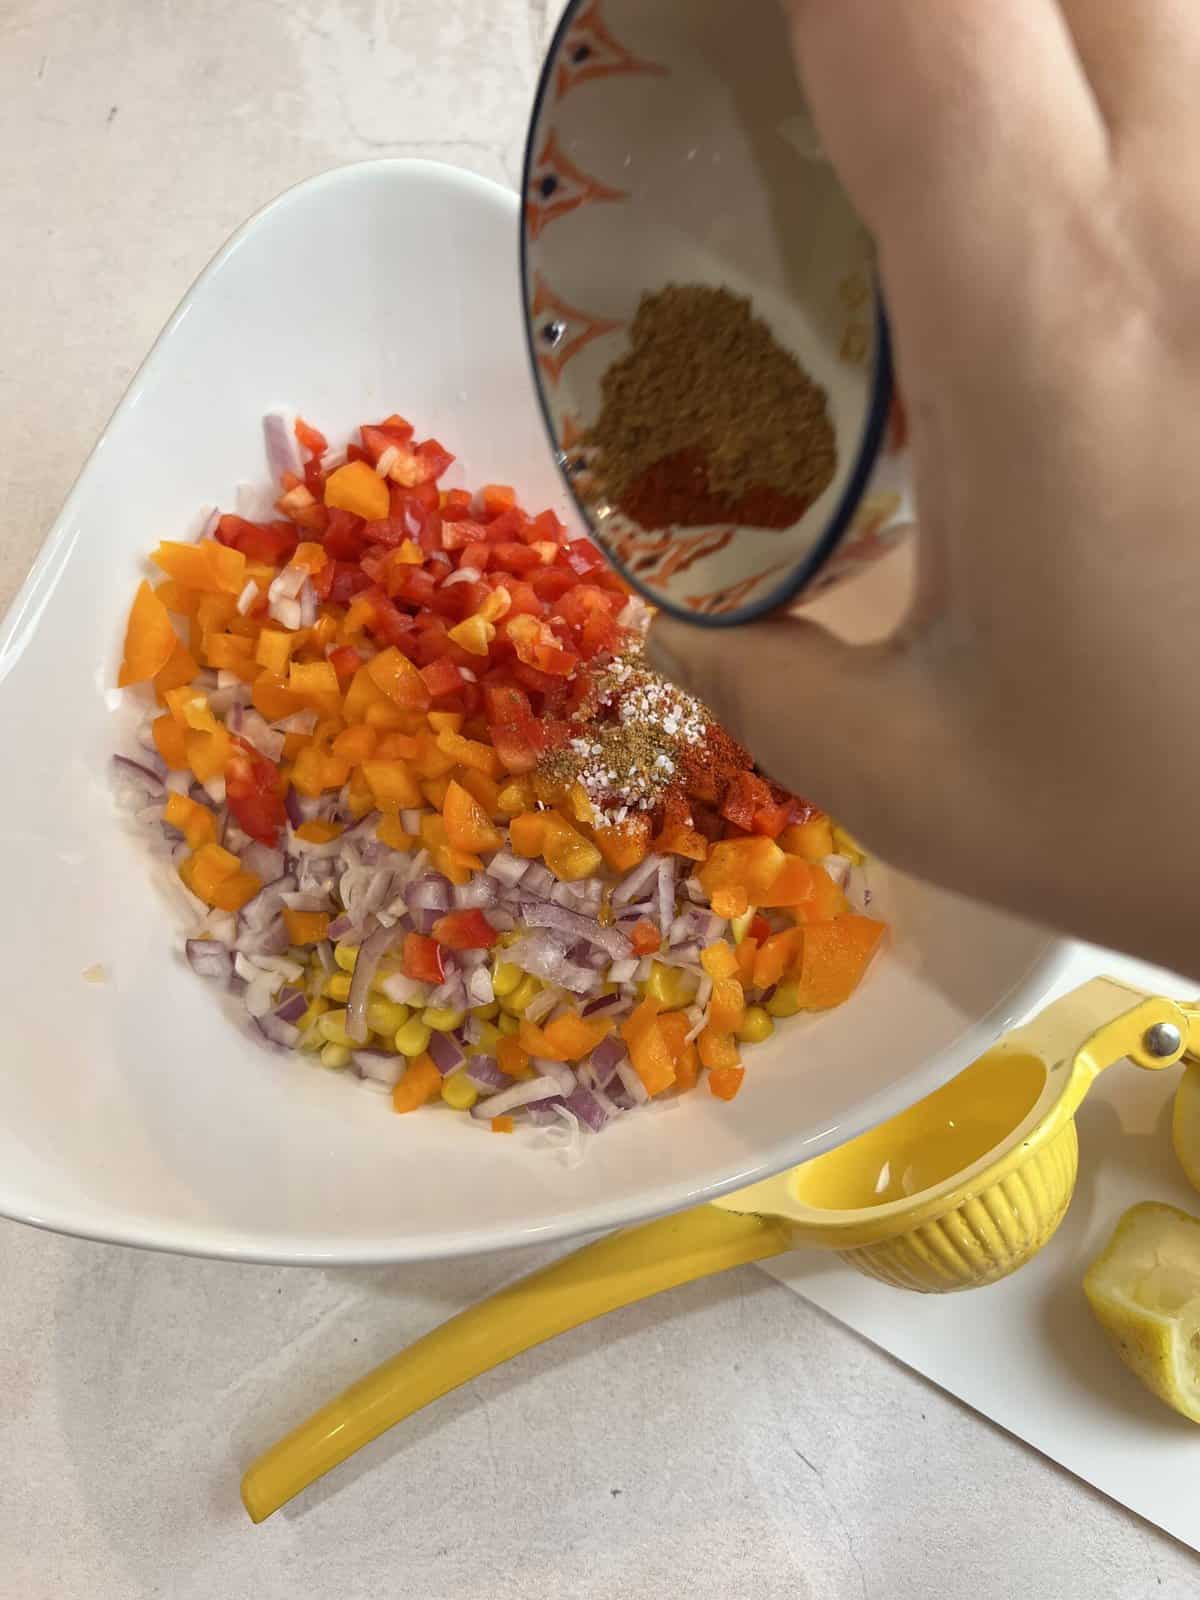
top-left (644, 613), bottom-right (921, 842)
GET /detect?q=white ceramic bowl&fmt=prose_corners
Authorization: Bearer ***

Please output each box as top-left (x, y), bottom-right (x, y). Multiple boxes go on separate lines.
top-left (521, 0), bottom-right (912, 625)
top-left (0, 159), bottom-right (1066, 1264)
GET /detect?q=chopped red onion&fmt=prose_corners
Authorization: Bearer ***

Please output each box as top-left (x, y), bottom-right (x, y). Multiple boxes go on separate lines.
top-left (315, 940), bottom-right (335, 973)
top-left (523, 985), bottom-right (559, 1025)
top-left (614, 1058), bottom-right (649, 1105)
top-left (185, 939), bottom-right (233, 983)
top-left (464, 1014), bottom-right (490, 1046)
top-left (347, 924), bottom-right (398, 1043)
top-left (407, 873), bottom-right (452, 912)
top-left (236, 580), bottom-right (259, 616)
top-left (237, 708), bottom-right (285, 763)
top-left (427, 973), bottom-right (467, 1012)
top-left (465, 1056), bottom-right (511, 1093)
top-left (284, 788), bottom-right (305, 829)
top-left (580, 992), bottom-right (625, 1018)
top-left (352, 1050), bottom-right (404, 1089)
top-left (519, 900), bottom-right (632, 961)
top-left (263, 408), bottom-right (302, 482)
top-left (275, 709), bottom-right (318, 736)
top-left (466, 966), bottom-right (494, 1006)
top-left (521, 863), bottom-right (556, 900)
top-left (564, 1085), bottom-right (611, 1132)
top-left (298, 579), bottom-right (318, 629)
top-left (269, 563), bottom-right (308, 602)
top-left (240, 876), bottom-right (296, 931)
top-left (112, 754), bottom-right (166, 798)
top-left (427, 1030), bottom-right (465, 1075)
top-left (612, 855), bottom-right (662, 908)
top-left (441, 566), bottom-right (483, 587)
top-left (257, 1012), bottom-right (300, 1048)
top-left (535, 1059), bottom-right (577, 1096)
top-left (377, 971), bottom-right (429, 1006)
top-left (589, 1033), bottom-right (627, 1083)
top-left (268, 594), bottom-right (301, 630)
top-left (485, 849), bottom-right (529, 888)
top-left (656, 856), bottom-right (676, 936)
top-left (241, 842), bottom-right (286, 883)
top-left (400, 807), bottom-right (425, 835)
top-left (505, 934), bottom-right (598, 995)
top-left (607, 958), bottom-right (638, 985)
top-left (452, 875), bottom-right (498, 910)
top-left (525, 1096), bottom-right (570, 1127)
top-left (274, 990), bottom-right (308, 1024)
top-left (487, 908), bottom-right (516, 932)
top-left (469, 1076), bottom-right (563, 1118)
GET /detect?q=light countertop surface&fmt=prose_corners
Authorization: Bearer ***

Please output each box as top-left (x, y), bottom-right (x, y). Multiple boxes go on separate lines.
top-left (2, 3), bottom-right (1198, 1595)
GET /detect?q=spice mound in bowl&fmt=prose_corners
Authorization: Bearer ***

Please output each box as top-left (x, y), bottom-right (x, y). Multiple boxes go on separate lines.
top-left (583, 285), bottom-right (837, 534)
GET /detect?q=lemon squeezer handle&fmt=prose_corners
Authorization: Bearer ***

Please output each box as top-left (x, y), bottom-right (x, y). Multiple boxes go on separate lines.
top-left (240, 1204), bottom-right (791, 1524)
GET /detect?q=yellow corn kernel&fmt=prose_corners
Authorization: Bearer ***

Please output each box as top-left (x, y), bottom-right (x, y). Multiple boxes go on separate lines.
top-left (366, 998), bottom-right (409, 1036)
top-left (299, 996), bottom-right (330, 1027)
top-left (394, 1017), bottom-right (433, 1057)
top-left (491, 961), bottom-right (522, 998)
top-left (318, 1009), bottom-right (354, 1047)
top-left (333, 941), bottom-right (359, 973)
top-left (502, 975), bottom-right (541, 1016)
top-left (441, 1073), bottom-right (479, 1111)
top-left (701, 942), bottom-right (739, 981)
top-left (421, 1006), bottom-right (466, 1032)
top-left (470, 1021), bottom-right (502, 1054)
top-left (765, 981), bottom-right (802, 1019)
top-left (324, 972), bottom-right (352, 1002)
top-left (736, 1005), bottom-right (775, 1044)
top-left (497, 1012), bottom-right (519, 1036)
top-left (471, 1000), bottom-right (501, 1022)
top-left (320, 1042), bottom-right (352, 1069)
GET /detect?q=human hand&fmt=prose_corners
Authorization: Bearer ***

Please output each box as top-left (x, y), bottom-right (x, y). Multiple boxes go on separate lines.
top-left (647, 0), bottom-right (1200, 972)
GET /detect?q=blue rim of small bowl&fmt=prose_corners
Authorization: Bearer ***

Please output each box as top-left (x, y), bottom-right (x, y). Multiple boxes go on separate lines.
top-left (519, 0), bottom-right (895, 629)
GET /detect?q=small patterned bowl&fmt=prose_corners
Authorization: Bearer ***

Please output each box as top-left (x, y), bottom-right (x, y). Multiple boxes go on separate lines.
top-left (520, 0), bottom-right (912, 627)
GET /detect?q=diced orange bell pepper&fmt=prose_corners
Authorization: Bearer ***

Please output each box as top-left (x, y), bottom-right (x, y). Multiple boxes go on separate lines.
top-left (288, 659), bottom-right (341, 705)
top-left (442, 779), bottom-right (502, 854)
top-left (421, 776), bottom-right (451, 810)
top-left (324, 459), bottom-right (390, 522)
top-left (756, 855), bottom-right (816, 909)
top-left (628, 1018), bottom-right (676, 1097)
top-left (735, 936), bottom-right (759, 986)
top-left (203, 632), bottom-right (256, 676)
top-left (292, 541), bottom-right (328, 573)
top-left (658, 1011), bottom-right (699, 1091)
top-left (367, 647), bottom-right (431, 710)
top-left (540, 1011), bottom-right (614, 1062)
top-left (697, 1027), bottom-right (740, 1072)
top-left (752, 929), bottom-right (804, 991)
top-left (290, 743), bottom-right (350, 796)
top-left (708, 1065), bottom-right (746, 1101)
top-left (251, 674), bottom-right (303, 722)
top-left (509, 810), bottom-right (547, 859)
top-left (630, 918), bottom-right (661, 956)
top-left (118, 581), bottom-right (178, 687)
top-left (154, 579), bottom-right (198, 617)
top-left (283, 907), bottom-right (330, 945)
top-left (780, 815), bottom-right (834, 862)
top-left (710, 885), bottom-right (749, 919)
top-left (152, 713), bottom-right (189, 770)
top-left (374, 732), bottom-right (420, 761)
top-left (792, 916), bottom-right (886, 1009)
top-left (295, 819), bottom-right (343, 844)
top-left (391, 1053), bottom-right (442, 1113)
top-left (791, 864), bottom-right (848, 924)
top-left (708, 977), bottom-right (746, 1034)
top-left (165, 685), bottom-right (219, 733)
top-left (410, 731), bottom-right (457, 779)
top-left (497, 1036), bottom-right (533, 1079)
top-left (435, 729), bottom-right (499, 777)
top-left (699, 837), bottom-right (787, 901)
top-left (517, 1017), bottom-right (562, 1061)
top-left (621, 995), bottom-right (662, 1049)
top-left (427, 710), bottom-right (464, 735)
top-left (332, 724), bottom-right (377, 765)
top-left (179, 841), bottom-right (241, 902)
top-left (497, 777), bottom-right (535, 816)
top-left (594, 815), bottom-right (652, 872)
top-left (153, 640), bottom-right (199, 703)
top-left (361, 759), bottom-right (423, 810)
top-left (209, 870), bottom-right (263, 912)
top-left (185, 726), bottom-right (232, 782)
top-left (458, 767), bottom-right (502, 818)
top-left (542, 815), bottom-right (602, 882)
top-left (700, 942), bottom-right (739, 981)
top-left (490, 1115), bottom-right (515, 1133)
top-left (153, 539), bottom-right (246, 596)
top-left (342, 665), bottom-right (387, 723)
top-left (447, 615), bottom-right (495, 656)
top-left (164, 790), bottom-right (216, 848)
top-left (255, 628), bottom-right (298, 676)
top-left (376, 815), bottom-right (418, 851)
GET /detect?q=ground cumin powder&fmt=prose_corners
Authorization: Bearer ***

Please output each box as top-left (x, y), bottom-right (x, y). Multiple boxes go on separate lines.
top-left (585, 284), bottom-right (837, 532)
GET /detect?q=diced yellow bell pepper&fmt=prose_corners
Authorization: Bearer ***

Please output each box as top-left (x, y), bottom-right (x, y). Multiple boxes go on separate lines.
top-left (323, 459), bottom-right (390, 521)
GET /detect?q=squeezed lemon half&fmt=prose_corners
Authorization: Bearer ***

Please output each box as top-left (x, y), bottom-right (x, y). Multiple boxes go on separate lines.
top-left (1084, 1201), bottom-right (1200, 1422)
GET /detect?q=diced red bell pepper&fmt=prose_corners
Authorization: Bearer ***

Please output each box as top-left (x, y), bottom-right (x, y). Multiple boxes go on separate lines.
top-left (215, 515), bottom-right (298, 567)
top-left (225, 737), bottom-right (288, 847)
top-left (402, 932), bottom-right (445, 984)
top-left (420, 656), bottom-right (464, 698)
top-left (430, 909), bottom-right (499, 950)
top-left (329, 561), bottom-right (372, 606)
top-left (483, 681), bottom-right (532, 725)
top-left (295, 417), bottom-right (327, 457)
top-left (323, 507), bottom-right (367, 562)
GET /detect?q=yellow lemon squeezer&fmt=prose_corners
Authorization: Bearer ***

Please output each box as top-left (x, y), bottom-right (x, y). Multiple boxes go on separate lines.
top-left (242, 977), bottom-right (1200, 1523)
